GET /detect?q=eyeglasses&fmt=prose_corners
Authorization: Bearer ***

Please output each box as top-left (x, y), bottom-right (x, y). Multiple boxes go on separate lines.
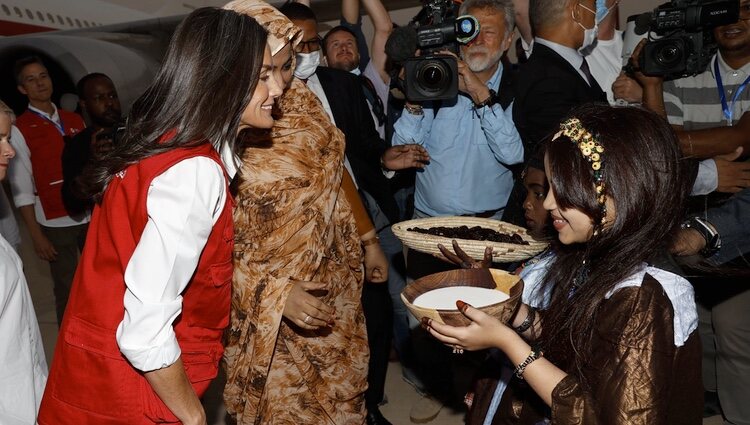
top-left (297, 36), bottom-right (322, 53)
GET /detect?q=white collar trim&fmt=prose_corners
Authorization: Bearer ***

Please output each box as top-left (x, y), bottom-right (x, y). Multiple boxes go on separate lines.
top-left (605, 264), bottom-right (698, 347)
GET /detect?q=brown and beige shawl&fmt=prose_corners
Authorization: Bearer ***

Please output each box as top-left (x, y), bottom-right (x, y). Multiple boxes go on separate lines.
top-left (222, 2), bottom-right (368, 424)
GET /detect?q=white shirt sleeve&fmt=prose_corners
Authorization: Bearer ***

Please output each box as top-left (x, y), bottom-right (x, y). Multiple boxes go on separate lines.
top-left (7, 126), bottom-right (36, 208)
top-left (691, 159), bottom-right (719, 196)
top-left (116, 156), bottom-right (227, 372)
top-left (587, 30), bottom-right (624, 105)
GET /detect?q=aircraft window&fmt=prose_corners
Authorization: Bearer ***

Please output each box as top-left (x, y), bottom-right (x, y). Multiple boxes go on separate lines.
top-left (25, 8), bottom-right (32, 19)
top-left (57, 15), bottom-right (64, 25)
top-left (47, 13), bottom-right (54, 22)
top-left (36, 11), bottom-right (44, 21)
top-left (74, 18), bottom-right (81, 27)
top-left (66, 16), bottom-right (73, 26)
top-left (1, 5), bottom-right (9, 16)
top-left (83, 20), bottom-right (90, 27)
top-left (13, 6), bottom-right (21, 17)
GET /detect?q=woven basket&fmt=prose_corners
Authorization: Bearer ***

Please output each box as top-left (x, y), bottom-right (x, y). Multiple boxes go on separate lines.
top-left (392, 216), bottom-right (548, 263)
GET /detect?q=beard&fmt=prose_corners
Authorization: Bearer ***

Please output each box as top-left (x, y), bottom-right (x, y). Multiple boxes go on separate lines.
top-left (462, 46), bottom-right (504, 73)
top-left (329, 54), bottom-right (359, 72)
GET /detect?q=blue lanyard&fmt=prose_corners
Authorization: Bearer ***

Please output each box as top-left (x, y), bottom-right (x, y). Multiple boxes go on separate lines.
top-left (714, 57), bottom-right (750, 126)
top-left (29, 109), bottom-right (65, 135)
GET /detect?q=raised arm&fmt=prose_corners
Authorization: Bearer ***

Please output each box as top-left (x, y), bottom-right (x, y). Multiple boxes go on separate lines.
top-left (361, 0), bottom-right (393, 84)
top-left (512, 0), bottom-right (533, 44)
top-left (342, 0), bottom-right (359, 24)
top-left (597, 0), bottom-right (618, 41)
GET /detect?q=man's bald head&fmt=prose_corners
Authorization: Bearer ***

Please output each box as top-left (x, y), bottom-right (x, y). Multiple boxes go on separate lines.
top-left (529, 0), bottom-right (570, 34)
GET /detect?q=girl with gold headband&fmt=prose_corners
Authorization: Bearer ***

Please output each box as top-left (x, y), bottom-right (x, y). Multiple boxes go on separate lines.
top-left (221, 1), bottom-right (386, 423)
top-left (426, 104), bottom-right (702, 424)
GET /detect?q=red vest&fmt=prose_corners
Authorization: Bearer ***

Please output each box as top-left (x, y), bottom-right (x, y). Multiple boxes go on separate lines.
top-left (15, 108), bottom-right (85, 220)
top-left (38, 142), bottom-right (234, 424)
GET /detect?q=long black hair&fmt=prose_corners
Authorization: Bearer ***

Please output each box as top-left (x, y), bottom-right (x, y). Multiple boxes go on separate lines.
top-left (80, 7), bottom-right (268, 202)
top-left (538, 104), bottom-right (691, 383)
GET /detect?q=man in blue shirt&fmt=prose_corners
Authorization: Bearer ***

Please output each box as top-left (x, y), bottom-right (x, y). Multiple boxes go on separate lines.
top-left (392, 0), bottom-right (523, 219)
top-left (391, 0), bottom-right (522, 421)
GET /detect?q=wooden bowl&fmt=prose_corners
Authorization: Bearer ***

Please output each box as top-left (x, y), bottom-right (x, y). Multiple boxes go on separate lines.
top-left (401, 268), bottom-right (522, 327)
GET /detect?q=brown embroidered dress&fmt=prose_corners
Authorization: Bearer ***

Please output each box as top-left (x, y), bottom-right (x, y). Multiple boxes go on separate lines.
top-left (223, 78), bottom-right (369, 424)
top-left (468, 271), bottom-right (702, 425)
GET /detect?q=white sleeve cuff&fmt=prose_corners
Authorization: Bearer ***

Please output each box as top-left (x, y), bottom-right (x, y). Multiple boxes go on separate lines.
top-left (691, 159), bottom-right (718, 196)
top-left (116, 294), bottom-right (183, 372)
top-left (11, 195), bottom-right (35, 208)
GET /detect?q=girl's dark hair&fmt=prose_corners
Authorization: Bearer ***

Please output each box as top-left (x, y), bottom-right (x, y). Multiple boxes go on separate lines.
top-left (538, 104), bottom-right (690, 383)
top-left (80, 7), bottom-right (268, 202)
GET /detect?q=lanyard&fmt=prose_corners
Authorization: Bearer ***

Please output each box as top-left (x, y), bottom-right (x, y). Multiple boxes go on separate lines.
top-left (29, 109), bottom-right (65, 135)
top-left (714, 57), bottom-right (750, 127)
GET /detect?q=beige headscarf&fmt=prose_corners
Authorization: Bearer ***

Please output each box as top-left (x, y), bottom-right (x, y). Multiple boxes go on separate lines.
top-left (223, 0), bottom-right (302, 56)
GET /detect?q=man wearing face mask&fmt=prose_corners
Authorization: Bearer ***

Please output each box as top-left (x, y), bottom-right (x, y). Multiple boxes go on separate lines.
top-left (280, 2), bottom-right (427, 231)
top-left (501, 0), bottom-right (608, 226)
top-left (513, 0), bottom-right (621, 104)
top-left (513, 0), bottom-right (607, 158)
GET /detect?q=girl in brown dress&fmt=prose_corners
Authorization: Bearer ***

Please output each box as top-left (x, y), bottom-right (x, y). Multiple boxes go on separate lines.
top-left (221, 1), bottom-right (387, 424)
top-left (427, 104), bottom-right (703, 425)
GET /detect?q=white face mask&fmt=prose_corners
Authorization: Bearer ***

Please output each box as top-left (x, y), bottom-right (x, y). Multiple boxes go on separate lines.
top-left (579, 24), bottom-right (599, 56)
top-left (294, 51), bottom-right (320, 80)
top-left (575, 0), bottom-right (615, 56)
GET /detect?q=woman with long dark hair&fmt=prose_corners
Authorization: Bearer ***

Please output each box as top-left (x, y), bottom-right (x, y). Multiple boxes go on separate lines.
top-left (38, 8), bottom-right (281, 425)
top-left (426, 104), bottom-right (703, 424)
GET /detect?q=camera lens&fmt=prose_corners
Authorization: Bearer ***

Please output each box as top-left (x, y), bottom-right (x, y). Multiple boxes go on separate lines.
top-left (417, 60), bottom-right (449, 92)
top-left (422, 65), bottom-right (444, 88)
top-left (654, 41), bottom-right (683, 68)
top-left (404, 54), bottom-right (458, 101)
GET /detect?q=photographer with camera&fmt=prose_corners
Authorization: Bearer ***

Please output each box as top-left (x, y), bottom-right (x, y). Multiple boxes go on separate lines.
top-left (631, 2), bottom-right (750, 423)
top-left (391, 0), bottom-right (522, 421)
top-left (392, 0), bottom-right (522, 222)
top-left (635, 1), bottom-right (750, 161)
top-left (62, 73), bottom-right (122, 218)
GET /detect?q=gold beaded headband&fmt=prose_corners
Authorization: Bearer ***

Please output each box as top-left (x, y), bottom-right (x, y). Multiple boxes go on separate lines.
top-left (553, 118), bottom-right (607, 227)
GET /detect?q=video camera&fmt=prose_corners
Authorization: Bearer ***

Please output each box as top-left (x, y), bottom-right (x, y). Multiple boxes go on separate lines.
top-left (386, 0), bottom-right (480, 101)
top-left (630, 0), bottom-right (739, 79)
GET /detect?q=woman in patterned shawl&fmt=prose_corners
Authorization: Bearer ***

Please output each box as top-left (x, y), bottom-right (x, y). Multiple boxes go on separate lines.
top-left (222, 1), bottom-right (385, 424)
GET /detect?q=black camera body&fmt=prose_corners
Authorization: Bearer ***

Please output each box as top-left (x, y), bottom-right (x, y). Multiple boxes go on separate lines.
top-left (94, 124), bottom-right (125, 154)
top-left (403, 0), bottom-right (479, 101)
top-left (635, 0), bottom-right (739, 79)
